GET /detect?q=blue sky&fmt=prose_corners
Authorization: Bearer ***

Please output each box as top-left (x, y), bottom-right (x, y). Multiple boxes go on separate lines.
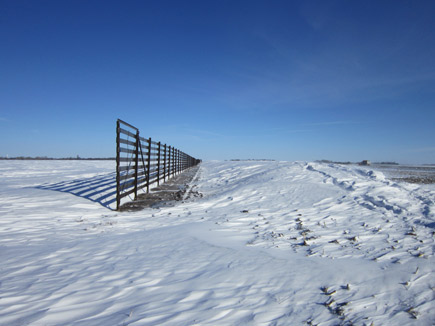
top-left (1, 0), bottom-right (434, 163)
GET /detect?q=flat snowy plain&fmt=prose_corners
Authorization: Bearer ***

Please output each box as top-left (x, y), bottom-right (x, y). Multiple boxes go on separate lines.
top-left (1, 160), bottom-right (434, 326)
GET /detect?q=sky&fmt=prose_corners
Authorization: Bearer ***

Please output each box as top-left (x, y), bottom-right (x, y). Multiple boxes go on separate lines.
top-left (1, 0), bottom-right (434, 163)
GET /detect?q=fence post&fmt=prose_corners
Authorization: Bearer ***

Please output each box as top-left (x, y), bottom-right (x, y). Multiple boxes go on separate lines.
top-left (163, 144), bottom-right (167, 182)
top-left (175, 149), bottom-right (178, 175)
top-left (168, 146), bottom-right (171, 180)
top-left (146, 137), bottom-right (151, 193)
top-left (116, 120), bottom-right (121, 210)
top-left (177, 149), bottom-right (180, 174)
top-left (134, 130), bottom-right (139, 199)
top-left (174, 147), bottom-right (176, 176)
top-left (183, 152), bottom-right (186, 170)
top-left (172, 147), bottom-right (175, 176)
top-left (157, 141), bottom-right (161, 186)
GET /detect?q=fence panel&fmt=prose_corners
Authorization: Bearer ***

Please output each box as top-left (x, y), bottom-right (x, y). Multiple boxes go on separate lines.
top-left (116, 119), bottom-right (200, 210)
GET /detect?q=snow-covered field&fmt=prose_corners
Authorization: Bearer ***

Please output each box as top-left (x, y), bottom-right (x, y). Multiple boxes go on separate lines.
top-left (1, 160), bottom-right (434, 326)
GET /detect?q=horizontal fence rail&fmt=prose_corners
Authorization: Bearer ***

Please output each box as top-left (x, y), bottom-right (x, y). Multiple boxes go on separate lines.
top-left (116, 119), bottom-right (200, 210)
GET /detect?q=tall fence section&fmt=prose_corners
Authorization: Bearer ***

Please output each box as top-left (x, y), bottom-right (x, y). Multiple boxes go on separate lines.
top-left (116, 119), bottom-right (200, 210)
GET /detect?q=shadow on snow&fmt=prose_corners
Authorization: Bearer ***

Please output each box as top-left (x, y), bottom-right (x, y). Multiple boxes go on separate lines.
top-left (35, 172), bottom-right (117, 210)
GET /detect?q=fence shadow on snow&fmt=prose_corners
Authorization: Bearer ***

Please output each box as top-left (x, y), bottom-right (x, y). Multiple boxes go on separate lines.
top-left (35, 172), bottom-right (118, 210)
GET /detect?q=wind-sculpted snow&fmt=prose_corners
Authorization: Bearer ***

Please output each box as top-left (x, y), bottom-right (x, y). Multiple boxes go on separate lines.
top-left (0, 160), bottom-right (434, 325)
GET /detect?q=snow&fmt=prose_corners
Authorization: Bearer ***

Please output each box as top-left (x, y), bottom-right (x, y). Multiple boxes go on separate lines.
top-left (1, 160), bottom-right (434, 325)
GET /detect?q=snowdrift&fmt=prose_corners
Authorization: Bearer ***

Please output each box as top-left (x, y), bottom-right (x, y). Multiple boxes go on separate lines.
top-left (0, 160), bottom-right (434, 325)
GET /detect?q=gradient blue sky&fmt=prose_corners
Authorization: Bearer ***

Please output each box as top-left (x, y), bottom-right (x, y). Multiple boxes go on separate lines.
top-left (1, 0), bottom-right (434, 163)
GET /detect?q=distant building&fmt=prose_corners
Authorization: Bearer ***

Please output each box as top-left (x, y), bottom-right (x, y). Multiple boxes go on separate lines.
top-left (360, 160), bottom-right (371, 166)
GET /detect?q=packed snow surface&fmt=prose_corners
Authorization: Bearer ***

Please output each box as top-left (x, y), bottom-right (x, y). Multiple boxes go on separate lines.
top-left (0, 160), bottom-right (434, 326)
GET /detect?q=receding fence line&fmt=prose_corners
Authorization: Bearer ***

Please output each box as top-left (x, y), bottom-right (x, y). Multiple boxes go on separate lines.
top-left (116, 119), bottom-right (200, 210)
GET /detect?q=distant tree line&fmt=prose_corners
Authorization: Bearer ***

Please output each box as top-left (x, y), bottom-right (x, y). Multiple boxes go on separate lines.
top-left (0, 156), bottom-right (115, 160)
top-left (373, 161), bottom-right (399, 165)
top-left (315, 159), bottom-right (352, 164)
top-left (316, 159), bottom-right (399, 165)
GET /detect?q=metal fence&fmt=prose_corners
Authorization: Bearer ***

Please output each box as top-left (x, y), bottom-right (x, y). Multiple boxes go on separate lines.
top-left (116, 119), bottom-right (200, 210)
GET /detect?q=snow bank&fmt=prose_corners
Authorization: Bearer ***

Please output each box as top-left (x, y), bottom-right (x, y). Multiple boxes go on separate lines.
top-left (0, 160), bottom-right (434, 325)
